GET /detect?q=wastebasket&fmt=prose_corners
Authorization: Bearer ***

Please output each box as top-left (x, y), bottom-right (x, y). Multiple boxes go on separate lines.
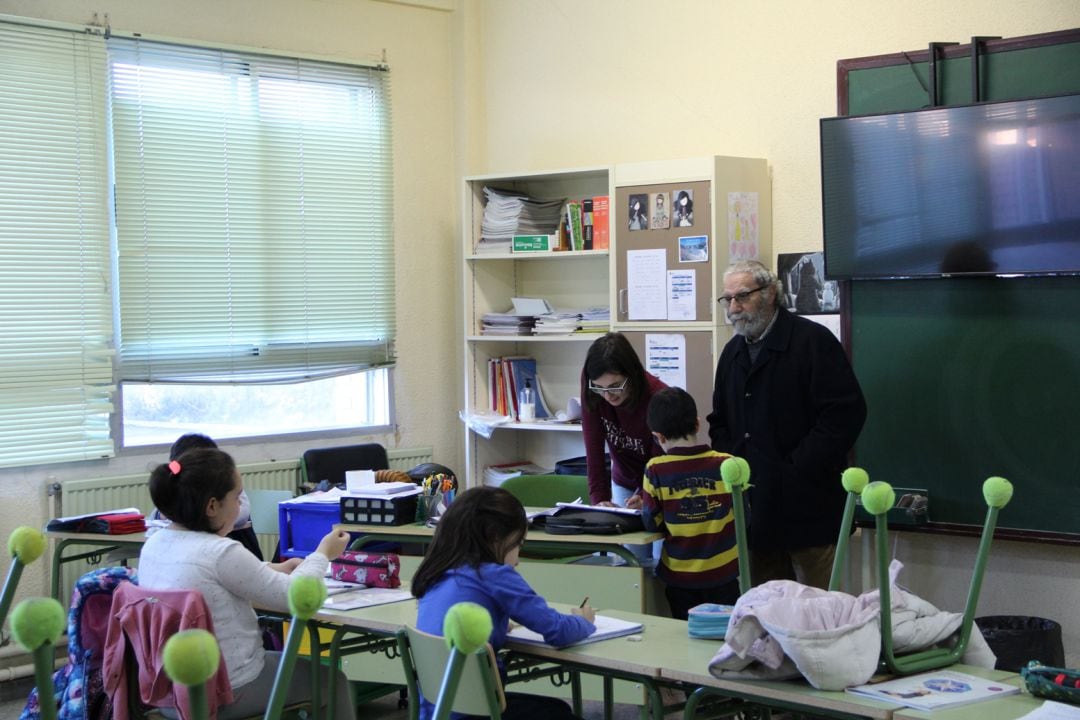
top-left (976, 615), bottom-right (1065, 672)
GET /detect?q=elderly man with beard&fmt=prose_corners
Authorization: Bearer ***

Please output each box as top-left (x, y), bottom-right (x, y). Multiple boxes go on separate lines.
top-left (706, 260), bottom-right (866, 589)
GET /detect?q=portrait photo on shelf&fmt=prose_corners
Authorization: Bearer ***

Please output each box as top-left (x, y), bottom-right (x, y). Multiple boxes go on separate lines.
top-left (777, 251), bottom-right (840, 315)
top-left (649, 191), bottom-right (670, 230)
top-left (673, 188), bottom-right (694, 227)
top-left (678, 235), bottom-right (708, 263)
top-left (628, 193), bottom-right (649, 231)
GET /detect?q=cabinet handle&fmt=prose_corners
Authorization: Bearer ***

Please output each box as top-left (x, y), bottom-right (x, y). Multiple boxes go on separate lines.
top-left (618, 288), bottom-right (626, 318)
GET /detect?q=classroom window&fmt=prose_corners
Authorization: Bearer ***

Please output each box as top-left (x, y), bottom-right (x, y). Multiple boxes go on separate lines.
top-left (0, 21), bottom-right (114, 469)
top-left (108, 38), bottom-right (396, 445)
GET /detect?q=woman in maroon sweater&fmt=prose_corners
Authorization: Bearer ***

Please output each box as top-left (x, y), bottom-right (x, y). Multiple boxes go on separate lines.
top-left (581, 332), bottom-right (667, 507)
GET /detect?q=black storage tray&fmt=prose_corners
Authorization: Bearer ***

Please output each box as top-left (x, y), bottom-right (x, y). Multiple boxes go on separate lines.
top-left (339, 494), bottom-right (418, 526)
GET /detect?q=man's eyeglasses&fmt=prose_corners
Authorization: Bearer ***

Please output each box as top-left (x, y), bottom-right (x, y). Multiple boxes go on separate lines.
top-left (588, 379), bottom-right (629, 396)
top-left (718, 286), bottom-right (764, 306)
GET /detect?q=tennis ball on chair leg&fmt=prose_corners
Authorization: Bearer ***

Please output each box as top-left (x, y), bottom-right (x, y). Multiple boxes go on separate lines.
top-left (861, 481), bottom-right (896, 516)
top-left (10, 597), bottom-right (65, 651)
top-left (982, 476), bottom-right (1013, 508)
top-left (9, 526), bottom-right (47, 564)
top-left (163, 630), bottom-right (221, 687)
top-left (443, 602), bottom-right (493, 654)
top-left (841, 467), bottom-right (870, 495)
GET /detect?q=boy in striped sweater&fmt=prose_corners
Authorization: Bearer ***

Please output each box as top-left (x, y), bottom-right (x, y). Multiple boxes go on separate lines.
top-left (642, 387), bottom-right (741, 619)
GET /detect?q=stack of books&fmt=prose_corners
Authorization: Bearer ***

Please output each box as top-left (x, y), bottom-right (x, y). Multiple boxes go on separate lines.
top-left (480, 311), bottom-right (536, 336)
top-left (477, 187), bottom-right (564, 254)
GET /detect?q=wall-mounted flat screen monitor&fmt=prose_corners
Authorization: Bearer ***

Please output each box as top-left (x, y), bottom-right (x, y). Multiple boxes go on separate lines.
top-left (821, 92), bottom-right (1080, 279)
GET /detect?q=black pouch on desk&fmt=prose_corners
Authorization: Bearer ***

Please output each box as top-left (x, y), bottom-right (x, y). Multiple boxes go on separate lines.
top-left (539, 508), bottom-right (644, 535)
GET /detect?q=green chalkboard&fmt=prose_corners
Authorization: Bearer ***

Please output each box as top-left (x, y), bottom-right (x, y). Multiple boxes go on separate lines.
top-left (839, 29), bottom-right (1080, 536)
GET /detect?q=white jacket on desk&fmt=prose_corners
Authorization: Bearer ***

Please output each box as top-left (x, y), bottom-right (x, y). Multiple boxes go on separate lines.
top-left (709, 560), bottom-right (996, 690)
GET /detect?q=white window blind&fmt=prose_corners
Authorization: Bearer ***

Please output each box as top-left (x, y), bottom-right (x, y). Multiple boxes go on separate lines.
top-left (0, 21), bottom-right (115, 468)
top-left (109, 38), bottom-right (395, 383)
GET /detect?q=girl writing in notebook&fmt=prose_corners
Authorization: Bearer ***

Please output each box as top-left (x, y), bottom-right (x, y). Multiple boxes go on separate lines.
top-left (412, 486), bottom-right (595, 720)
top-left (139, 448), bottom-right (356, 719)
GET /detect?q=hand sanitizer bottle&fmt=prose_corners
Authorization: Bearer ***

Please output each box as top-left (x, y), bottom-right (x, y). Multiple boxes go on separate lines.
top-left (519, 380), bottom-right (535, 422)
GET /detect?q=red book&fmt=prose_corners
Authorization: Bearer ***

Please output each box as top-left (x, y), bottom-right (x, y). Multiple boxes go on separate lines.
top-left (592, 195), bottom-right (609, 250)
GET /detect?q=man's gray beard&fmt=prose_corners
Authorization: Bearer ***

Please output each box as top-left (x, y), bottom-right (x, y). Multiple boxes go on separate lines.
top-left (731, 310), bottom-right (771, 339)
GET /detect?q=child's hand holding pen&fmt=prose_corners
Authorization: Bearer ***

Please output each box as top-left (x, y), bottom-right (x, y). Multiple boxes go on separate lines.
top-left (623, 488), bottom-right (643, 510)
top-left (571, 595), bottom-right (596, 623)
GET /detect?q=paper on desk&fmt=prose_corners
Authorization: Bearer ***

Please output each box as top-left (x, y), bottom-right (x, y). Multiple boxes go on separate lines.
top-left (507, 614), bottom-right (643, 648)
top-left (1017, 701), bottom-right (1080, 720)
top-left (285, 488), bottom-right (347, 504)
top-left (322, 587), bottom-right (413, 611)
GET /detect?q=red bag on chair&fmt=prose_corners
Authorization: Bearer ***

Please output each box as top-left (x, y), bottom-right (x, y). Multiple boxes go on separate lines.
top-left (329, 550), bottom-right (401, 588)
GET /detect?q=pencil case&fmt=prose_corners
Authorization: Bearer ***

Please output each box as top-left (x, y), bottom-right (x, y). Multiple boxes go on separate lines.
top-left (1021, 661), bottom-right (1080, 704)
top-left (329, 550), bottom-right (401, 588)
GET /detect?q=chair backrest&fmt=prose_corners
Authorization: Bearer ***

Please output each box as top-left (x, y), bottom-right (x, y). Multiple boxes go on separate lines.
top-left (500, 473), bottom-right (588, 507)
top-left (301, 443), bottom-right (389, 487)
top-left (397, 626), bottom-right (504, 719)
top-left (247, 489), bottom-right (294, 535)
top-left (105, 584), bottom-right (233, 720)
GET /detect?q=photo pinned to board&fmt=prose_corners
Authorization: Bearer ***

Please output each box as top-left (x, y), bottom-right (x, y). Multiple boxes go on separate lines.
top-left (649, 191), bottom-right (670, 229)
top-left (628, 193), bottom-right (649, 231)
top-left (672, 188), bottom-right (694, 228)
top-left (678, 235), bottom-right (708, 263)
top-left (776, 251), bottom-right (840, 315)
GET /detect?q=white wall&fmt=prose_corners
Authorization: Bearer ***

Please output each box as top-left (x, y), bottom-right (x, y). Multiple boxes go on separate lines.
top-left (459, 0), bottom-right (1080, 664)
top-left (0, 0), bottom-right (462, 602)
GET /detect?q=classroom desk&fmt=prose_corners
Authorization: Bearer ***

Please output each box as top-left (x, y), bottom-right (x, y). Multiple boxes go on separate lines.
top-left (335, 516), bottom-right (663, 567)
top-left (45, 530), bottom-right (146, 601)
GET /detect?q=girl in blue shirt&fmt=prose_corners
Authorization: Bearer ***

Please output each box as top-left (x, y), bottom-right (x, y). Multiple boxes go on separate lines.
top-left (412, 486), bottom-right (595, 720)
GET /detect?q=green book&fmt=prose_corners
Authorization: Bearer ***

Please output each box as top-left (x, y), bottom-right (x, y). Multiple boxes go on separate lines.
top-left (566, 201), bottom-right (584, 251)
top-left (512, 235), bottom-right (556, 252)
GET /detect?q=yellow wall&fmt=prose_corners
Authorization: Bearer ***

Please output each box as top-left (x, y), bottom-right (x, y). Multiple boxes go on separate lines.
top-left (2, 0), bottom-right (1080, 663)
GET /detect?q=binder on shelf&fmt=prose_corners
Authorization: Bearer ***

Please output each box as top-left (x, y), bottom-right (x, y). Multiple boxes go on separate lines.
top-left (506, 357), bottom-right (552, 420)
top-left (582, 198), bottom-right (594, 250)
top-left (566, 201), bottom-right (585, 251)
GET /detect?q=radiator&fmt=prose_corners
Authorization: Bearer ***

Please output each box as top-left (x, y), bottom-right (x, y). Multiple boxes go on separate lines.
top-left (55, 446), bottom-right (432, 588)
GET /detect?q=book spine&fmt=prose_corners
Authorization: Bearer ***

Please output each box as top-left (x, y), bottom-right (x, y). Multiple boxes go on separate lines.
top-left (566, 201), bottom-right (584, 252)
top-left (582, 198), bottom-right (594, 250)
top-left (592, 196), bottom-right (609, 250)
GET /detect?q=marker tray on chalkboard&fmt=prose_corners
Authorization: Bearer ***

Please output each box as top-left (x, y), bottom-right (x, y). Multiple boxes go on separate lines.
top-left (854, 487), bottom-right (929, 526)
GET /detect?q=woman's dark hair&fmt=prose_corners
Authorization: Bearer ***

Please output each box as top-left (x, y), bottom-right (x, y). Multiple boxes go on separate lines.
top-left (169, 432), bottom-right (218, 461)
top-left (647, 386), bottom-right (698, 440)
top-left (676, 190), bottom-right (693, 210)
top-left (582, 332), bottom-right (648, 412)
top-left (411, 486), bottom-right (527, 598)
top-left (149, 447), bottom-right (238, 534)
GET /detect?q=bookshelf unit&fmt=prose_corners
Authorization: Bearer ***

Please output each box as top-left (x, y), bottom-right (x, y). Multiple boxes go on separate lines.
top-left (462, 167), bottom-right (613, 486)
top-left (461, 158), bottom-right (771, 487)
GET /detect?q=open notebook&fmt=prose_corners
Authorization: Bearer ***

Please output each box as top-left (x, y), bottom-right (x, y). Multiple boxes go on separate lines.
top-left (506, 614), bottom-right (643, 648)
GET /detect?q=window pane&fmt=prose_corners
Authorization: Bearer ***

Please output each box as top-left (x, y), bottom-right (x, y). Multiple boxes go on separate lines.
top-left (121, 368), bottom-right (390, 447)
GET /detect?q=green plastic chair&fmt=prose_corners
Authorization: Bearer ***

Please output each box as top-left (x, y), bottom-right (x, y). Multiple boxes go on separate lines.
top-left (831, 470), bottom-right (1014, 675)
top-left (501, 474), bottom-right (591, 561)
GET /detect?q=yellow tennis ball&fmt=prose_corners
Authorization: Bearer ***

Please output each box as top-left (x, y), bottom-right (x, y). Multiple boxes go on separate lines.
top-left (982, 476), bottom-right (1013, 509)
top-left (721, 456), bottom-right (751, 490)
top-left (8, 526), bottom-right (47, 565)
top-left (163, 629), bottom-right (220, 686)
top-left (861, 481), bottom-right (896, 516)
top-left (10, 597), bottom-right (66, 651)
top-left (288, 575), bottom-right (328, 621)
top-left (443, 602), bottom-right (493, 654)
top-left (841, 467), bottom-right (870, 495)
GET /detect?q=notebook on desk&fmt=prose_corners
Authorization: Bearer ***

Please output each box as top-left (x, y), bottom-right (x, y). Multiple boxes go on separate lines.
top-left (506, 614), bottom-right (643, 648)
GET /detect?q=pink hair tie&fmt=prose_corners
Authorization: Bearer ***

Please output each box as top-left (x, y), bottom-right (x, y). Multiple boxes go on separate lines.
top-left (168, 460), bottom-right (181, 475)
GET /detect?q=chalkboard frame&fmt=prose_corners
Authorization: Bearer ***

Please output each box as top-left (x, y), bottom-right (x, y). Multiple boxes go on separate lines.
top-left (835, 28), bottom-right (1080, 543)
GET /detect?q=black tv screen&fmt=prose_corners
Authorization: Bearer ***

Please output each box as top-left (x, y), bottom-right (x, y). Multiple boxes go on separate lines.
top-left (821, 93), bottom-right (1080, 279)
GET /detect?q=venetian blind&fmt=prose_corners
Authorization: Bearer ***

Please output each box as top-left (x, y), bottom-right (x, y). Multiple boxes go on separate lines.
top-left (109, 37), bottom-right (395, 383)
top-left (0, 21), bottom-right (115, 467)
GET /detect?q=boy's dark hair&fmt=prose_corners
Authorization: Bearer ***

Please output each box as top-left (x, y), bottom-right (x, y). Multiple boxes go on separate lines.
top-left (411, 486), bottom-right (527, 598)
top-left (647, 386), bottom-right (698, 440)
top-left (582, 332), bottom-right (648, 411)
top-left (169, 433), bottom-right (218, 461)
top-left (149, 447), bottom-right (237, 534)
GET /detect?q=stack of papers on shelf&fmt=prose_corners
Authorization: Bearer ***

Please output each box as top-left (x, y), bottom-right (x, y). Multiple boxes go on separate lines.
top-left (345, 481), bottom-right (419, 496)
top-left (480, 311), bottom-right (536, 336)
top-left (507, 614), bottom-right (643, 648)
top-left (575, 306), bottom-right (610, 333)
top-left (477, 187), bottom-right (565, 254)
top-left (484, 461), bottom-right (552, 486)
top-left (845, 670), bottom-right (1021, 710)
top-left (533, 312), bottom-right (582, 335)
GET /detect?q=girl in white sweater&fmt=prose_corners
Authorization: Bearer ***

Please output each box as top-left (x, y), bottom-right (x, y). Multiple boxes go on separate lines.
top-left (139, 448), bottom-right (355, 719)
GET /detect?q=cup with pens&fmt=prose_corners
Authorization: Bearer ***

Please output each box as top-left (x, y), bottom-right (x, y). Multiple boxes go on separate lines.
top-left (417, 472), bottom-right (458, 524)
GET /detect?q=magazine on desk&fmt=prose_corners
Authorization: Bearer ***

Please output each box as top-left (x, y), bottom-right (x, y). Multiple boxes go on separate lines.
top-left (846, 669), bottom-right (1020, 710)
top-left (507, 615), bottom-right (643, 649)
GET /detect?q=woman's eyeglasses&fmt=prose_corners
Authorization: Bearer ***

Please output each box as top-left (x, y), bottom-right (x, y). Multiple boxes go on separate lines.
top-left (588, 379), bottom-right (629, 396)
top-left (718, 286), bottom-right (764, 306)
